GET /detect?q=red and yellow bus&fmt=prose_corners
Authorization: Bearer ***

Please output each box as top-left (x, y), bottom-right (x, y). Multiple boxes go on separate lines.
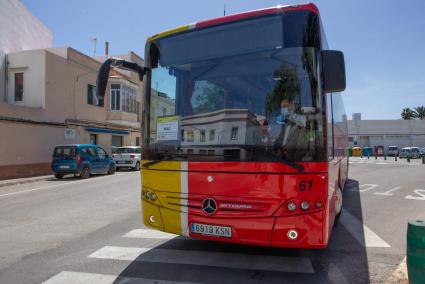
top-left (98, 3), bottom-right (348, 248)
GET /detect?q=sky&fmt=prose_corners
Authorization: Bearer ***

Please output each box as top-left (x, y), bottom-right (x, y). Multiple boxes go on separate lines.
top-left (21, 0), bottom-right (425, 120)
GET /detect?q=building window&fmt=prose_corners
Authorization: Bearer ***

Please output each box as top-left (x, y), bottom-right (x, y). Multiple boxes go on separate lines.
top-left (187, 131), bottom-right (194, 142)
top-left (14, 72), bottom-right (24, 102)
top-left (89, 134), bottom-right (97, 145)
top-left (112, 135), bottom-right (123, 147)
top-left (136, 137), bottom-right (140, 146)
top-left (348, 137), bottom-right (354, 142)
top-left (162, 107), bottom-right (167, 116)
top-left (181, 130), bottom-right (185, 142)
top-left (200, 130), bottom-right (206, 142)
top-left (110, 83), bottom-right (136, 113)
top-left (87, 84), bottom-right (104, 107)
top-left (110, 84), bottom-right (121, 111)
top-left (231, 127), bottom-right (238, 140)
top-left (209, 129), bottom-right (215, 141)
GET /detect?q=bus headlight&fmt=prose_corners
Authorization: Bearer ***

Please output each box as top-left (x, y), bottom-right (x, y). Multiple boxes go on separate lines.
top-left (147, 191), bottom-right (157, 201)
top-left (300, 201), bottom-right (309, 210)
top-left (287, 202), bottom-right (297, 211)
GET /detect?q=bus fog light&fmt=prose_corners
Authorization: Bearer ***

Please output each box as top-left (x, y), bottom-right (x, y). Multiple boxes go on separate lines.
top-left (287, 229), bottom-right (298, 240)
top-left (287, 202), bottom-right (297, 211)
top-left (149, 215), bottom-right (155, 223)
top-left (300, 201), bottom-right (309, 210)
top-left (316, 201), bottom-right (322, 208)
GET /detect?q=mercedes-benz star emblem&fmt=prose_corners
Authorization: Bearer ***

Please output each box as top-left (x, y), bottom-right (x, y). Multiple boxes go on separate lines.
top-left (202, 198), bottom-right (217, 215)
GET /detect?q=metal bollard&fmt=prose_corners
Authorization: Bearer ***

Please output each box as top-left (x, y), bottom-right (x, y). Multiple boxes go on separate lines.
top-left (384, 155), bottom-right (387, 160)
top-left (395, 155), bottom-right (397, 162)
top-left (407, 220), bottom-right (425, 284)
top-left (407, 156), bottom-right (411, 163)
top-left (367, 153), bottom-right (370, 159)
top-left (423, 156), bottom-right (425, 164)
top-left (375, 155), bottom-right (377, 160)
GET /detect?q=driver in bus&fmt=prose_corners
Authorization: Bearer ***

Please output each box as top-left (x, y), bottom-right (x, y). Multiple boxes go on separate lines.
top-left (274, 98), bottom-right (309, 161)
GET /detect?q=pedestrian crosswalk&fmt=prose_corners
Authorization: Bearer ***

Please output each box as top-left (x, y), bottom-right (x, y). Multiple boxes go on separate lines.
top-left (42, 216), bottom-right (389, 283)
top-left (42, 228), bottom-right (317, 283)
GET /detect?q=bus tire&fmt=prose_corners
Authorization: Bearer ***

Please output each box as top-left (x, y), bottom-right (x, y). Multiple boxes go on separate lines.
top-left (334, 186), bottom-right (343, 227)
top-left (54, 174), bottom-right (64, 179)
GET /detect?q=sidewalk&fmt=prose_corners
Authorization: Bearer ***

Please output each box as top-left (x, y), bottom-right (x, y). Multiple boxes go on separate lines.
top-left (0, 175), bottom-right (53, 188)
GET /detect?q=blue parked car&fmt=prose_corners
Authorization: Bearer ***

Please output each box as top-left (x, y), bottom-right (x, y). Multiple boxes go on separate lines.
top-left (51, 144), bottom-right (115, 179)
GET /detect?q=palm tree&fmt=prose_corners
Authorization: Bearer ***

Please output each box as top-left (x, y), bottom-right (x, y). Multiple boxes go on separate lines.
top-left (401, 108), bottom-right (417, 120)
top-left (414, 106), bottom-right (425, 120)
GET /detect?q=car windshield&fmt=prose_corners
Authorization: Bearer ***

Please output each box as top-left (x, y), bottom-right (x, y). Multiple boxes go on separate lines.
top-left (115, 147), bottom-right (141, 154)
top-left (53, 146), bottom-right (76, 158)
top-left (145, 11), bottom-right (326, 163)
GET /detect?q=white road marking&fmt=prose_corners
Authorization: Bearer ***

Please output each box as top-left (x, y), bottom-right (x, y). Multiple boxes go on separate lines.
top-left (374, 186), bottom-right (401, 196)
top-left (405, 189), bottom-right (425, 200)
top-left (123, 229), bottom-right (178, 239)
top-left (358, 184), bottom-right (379, 193)
top-left (0, 174), bottom-right (133, 198)
top-left (340, 210), bottom-right (391, 248)
top-left (42, 271), bottom-right (199, 284)
top-left (349, 183), bottom-right (378, 192)
top-left (89, 246), bottom-right (152, 260)
top-left (89, 246), bottom-right (315, 273)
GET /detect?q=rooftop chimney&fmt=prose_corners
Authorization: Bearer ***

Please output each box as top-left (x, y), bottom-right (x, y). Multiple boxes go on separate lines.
top-left (105, 41), bottom-right (109, 58)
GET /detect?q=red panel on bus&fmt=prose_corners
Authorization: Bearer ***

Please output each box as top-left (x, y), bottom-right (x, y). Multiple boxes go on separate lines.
top-left (196, 3), bottom-right (319, 29)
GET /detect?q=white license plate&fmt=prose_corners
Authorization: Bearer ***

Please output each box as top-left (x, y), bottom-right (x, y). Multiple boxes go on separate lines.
top-left (59, 165), bottom-right (69, 169)
top-left (190, 223), bottom-right (232, 238)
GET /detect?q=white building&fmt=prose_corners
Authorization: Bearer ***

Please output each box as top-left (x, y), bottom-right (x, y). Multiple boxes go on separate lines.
top-left (348, 119), bottom-right (425, 149)
top-left (0, 0), bottom-right (53, 101)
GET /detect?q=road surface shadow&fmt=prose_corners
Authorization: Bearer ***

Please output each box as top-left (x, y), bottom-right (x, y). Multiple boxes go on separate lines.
top-left (114, 178), bottom-right (370, 284)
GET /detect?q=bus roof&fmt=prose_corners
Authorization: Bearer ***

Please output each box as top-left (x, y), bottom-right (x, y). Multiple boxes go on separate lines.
top-left (148, 3), bottom-right (319, 42)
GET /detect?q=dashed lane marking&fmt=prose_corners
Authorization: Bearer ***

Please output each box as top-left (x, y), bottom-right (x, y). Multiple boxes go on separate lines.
top-left (88, 245), bottom-right (315, 273)
top-left (42, 271), bottom-right (200, 284)
top-left (340, 210), bottom-right (391, 248)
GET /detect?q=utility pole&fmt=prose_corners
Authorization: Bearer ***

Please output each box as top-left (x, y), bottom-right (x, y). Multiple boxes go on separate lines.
top-left (224, 3), bottom-right (226, 16)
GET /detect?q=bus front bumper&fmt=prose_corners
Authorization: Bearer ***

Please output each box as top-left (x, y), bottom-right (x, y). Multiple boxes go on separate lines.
top-left (142, 201), bottom-right (327, 248)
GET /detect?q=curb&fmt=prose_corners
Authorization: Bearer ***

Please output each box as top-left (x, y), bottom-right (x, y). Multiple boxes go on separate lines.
top-left (0, 175), bottom-right (53, 188)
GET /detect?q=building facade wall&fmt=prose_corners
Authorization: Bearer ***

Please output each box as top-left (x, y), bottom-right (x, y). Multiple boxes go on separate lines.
top-left (348, 120), bottom-right (425, 150)
top-left (0, 48), bottom-right (143, 180)
top-left (0, 0), bottom-right (52, 101)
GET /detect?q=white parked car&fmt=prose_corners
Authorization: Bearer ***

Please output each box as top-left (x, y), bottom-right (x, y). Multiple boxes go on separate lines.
top-left (112, 146), bottom-right (142, 171)
top-left (387, 145), bottom-right (399, 156)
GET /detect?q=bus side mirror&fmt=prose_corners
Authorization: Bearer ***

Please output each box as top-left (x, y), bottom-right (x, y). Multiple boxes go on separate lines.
top-left (96, 58), bottom-right (113, 99)
top-left (96, 58), bottom-right (147, 98)
top-left (322, 50), bottom-right (346, 93)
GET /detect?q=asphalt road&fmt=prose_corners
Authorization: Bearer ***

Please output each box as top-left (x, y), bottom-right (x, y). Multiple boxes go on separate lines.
top-left (0, 158), bottom-right (423, 284)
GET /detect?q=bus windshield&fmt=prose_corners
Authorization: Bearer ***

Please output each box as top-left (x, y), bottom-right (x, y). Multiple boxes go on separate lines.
top-left (146, 11), bottom-right (325, 162)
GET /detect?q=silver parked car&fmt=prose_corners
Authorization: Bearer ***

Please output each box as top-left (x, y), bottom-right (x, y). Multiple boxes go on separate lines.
top-left (112, 146), bottom-right (142, 171)
top-left (399, 147), bottom-right (421, 159)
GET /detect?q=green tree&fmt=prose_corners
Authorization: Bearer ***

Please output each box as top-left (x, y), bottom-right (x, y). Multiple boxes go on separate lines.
top-left (414, 106), bottom-right (425, 120)
top-left (401, 108), bottom-right (417, 120)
